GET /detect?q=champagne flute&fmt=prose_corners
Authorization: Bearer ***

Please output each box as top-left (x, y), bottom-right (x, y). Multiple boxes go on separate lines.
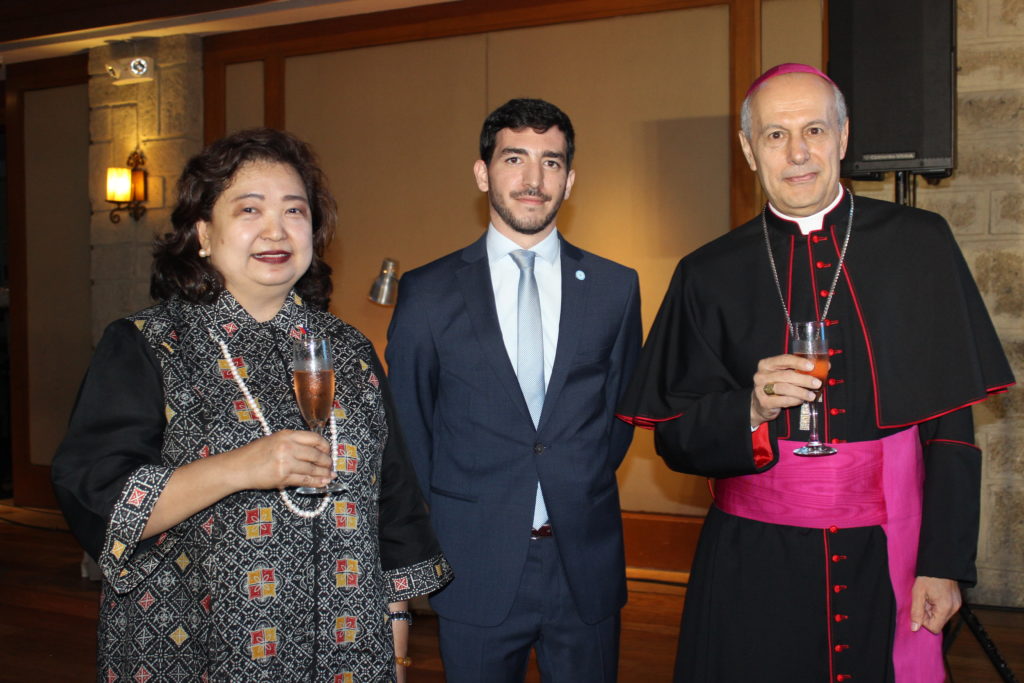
top-left (292, 335), bottom-right (336, 493)
top-left (791, 321), bottom-right (836, 456)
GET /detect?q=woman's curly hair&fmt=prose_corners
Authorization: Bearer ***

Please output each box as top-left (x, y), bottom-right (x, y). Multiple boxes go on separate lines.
top-left (151, 128), bottom-right (338, 310)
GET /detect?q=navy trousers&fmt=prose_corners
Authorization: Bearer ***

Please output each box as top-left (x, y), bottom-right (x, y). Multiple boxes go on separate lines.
top-left (438, 535), bottom-right (620, 682)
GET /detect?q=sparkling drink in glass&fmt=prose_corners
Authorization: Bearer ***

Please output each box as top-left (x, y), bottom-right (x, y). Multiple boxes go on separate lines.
top-left (292, 335), bottom-right (336, 493)
top-left (791, 321), bottom-right (837, 456)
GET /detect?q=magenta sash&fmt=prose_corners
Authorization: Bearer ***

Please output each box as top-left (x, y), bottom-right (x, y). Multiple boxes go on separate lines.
top-left (715, 426), bottom-right (944, 682)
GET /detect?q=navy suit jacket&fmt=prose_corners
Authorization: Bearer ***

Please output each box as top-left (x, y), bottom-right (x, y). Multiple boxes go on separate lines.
top-left (385, 233), bottom-right (641, 626)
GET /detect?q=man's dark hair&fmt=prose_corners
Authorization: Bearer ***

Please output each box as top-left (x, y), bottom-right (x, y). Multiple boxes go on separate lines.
top-left (151, 128), bottom-right (338, 309)
top-left (479, 98), bottom-right (575, 168)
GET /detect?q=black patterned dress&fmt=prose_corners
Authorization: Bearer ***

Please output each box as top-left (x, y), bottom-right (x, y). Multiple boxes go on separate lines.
top-left (53, 291), bottom-right (452, 682)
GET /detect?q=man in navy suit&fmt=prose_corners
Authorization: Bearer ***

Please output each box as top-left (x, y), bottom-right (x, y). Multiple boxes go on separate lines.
top-left (386, 98), bottom-right (641, 682)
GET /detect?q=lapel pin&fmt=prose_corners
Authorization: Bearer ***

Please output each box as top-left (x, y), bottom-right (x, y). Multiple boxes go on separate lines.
top-left (576, 270), bottom-right (586, 281)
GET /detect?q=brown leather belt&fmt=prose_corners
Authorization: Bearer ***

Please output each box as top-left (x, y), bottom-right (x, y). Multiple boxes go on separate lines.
top-left (530, 524), bottom-right (553, 539)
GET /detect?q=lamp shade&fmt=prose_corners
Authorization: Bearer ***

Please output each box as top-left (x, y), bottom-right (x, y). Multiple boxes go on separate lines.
top-left (106, 167), bottom-right (133, 202)
top-left (368, 258), bottom-right (400, 306)
top-left (131, 167), bottom-right (147, 202)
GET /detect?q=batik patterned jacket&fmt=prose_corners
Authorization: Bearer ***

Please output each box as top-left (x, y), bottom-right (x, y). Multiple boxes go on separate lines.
top-left (53, 291), bottom-right (451, 682)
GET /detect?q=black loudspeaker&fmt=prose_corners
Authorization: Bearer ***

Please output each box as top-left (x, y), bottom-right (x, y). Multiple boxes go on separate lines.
top-left (828, 0), bottom-right (956, 179)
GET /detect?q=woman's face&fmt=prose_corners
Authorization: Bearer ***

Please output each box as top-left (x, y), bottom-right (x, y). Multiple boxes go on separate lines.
top-left (197, 161), bottom-right (314, 318)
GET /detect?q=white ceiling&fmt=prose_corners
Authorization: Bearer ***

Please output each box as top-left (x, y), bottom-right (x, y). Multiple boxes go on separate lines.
top-left (0, 0), bottom-right (453, 65)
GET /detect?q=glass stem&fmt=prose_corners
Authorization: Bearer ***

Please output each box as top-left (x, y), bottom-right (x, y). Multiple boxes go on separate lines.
top-left (808, 399), bottom-right (822, 445)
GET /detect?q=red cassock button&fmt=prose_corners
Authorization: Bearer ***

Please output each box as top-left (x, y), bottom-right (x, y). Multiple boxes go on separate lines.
top-left (828, 525), bottom-right (840, 533)
top-left (830, 408), bottom-right (846, 416)
top-left (833, 584), bottom-right (848, 593)
top-left (828, 378), bottom-right (844, 386)
top-left (816, 261), bottom-right (833, 269)
top-left (813, 234), bottom-right (829, 243)
top-left (824, 318), bottom-right (839, 326)
top-left (834, 644), bottom-right (850, 653)
top-left (832, 554), bottom-right (847, 562)
top-left (831, 439), bottom-right (847, 444)
top-left (837, 675), bottom-right (853, 681)
top-left (820, 289), bottom-right (830, 298)
top-left (828, 348), bottom-right (844, 356)
top-left (834, 614), bottom-right (849, 622)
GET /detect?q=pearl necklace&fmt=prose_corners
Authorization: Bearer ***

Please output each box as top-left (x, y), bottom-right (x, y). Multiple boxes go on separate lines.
top-left (211, 332), bottom-right (336, 519)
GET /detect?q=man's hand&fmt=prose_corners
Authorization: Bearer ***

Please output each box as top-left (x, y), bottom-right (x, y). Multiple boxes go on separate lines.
top-left (750, 354), bottom-right (823, 427)
top-left (910, 576), bottom-right (962, 634)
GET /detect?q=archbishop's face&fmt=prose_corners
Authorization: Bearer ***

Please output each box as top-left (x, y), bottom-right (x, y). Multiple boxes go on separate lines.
top-left (739, 72), bottom-right (849, 217)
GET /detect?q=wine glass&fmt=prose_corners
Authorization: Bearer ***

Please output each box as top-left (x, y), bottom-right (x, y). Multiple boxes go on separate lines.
top-left (791, 321), bottom-right (836, 456)
top-left (292, 335), bottom-right (336, 493)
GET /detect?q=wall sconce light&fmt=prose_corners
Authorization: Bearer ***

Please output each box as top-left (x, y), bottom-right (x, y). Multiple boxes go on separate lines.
top-left (368, 258), bottom-right (400, 306)
top-left (106, 149), bottom-right (147, 223)
top-left (105, 56), bottom-right (155, 85)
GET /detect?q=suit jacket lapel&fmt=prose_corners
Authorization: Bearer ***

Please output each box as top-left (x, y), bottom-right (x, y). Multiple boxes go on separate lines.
top-left (539, 238), bottom-right (586, 429)
top-left (455, 235), bottom-right (536, 427)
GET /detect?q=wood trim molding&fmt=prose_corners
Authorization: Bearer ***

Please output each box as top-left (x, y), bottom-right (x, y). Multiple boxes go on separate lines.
top-left (821, 0), bottom-right (831, 71)
top-left (203, 0), bottom-right (730, 61)
top-left (6, 53), bottom-right (88, 508)
top-left (203, 49), bottom-right (228, 145)
top-left (729, 0), bottom-right (762, 225)
top-left (622, 511), bottom-right (704, 574)
top-left (263, 55), bottom-right (286, 132)
top-left (0, 0), bottom-right (268, 44)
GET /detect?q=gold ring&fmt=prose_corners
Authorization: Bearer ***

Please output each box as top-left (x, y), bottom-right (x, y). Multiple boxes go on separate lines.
top-left (763, 383), bottom-right (776, 396)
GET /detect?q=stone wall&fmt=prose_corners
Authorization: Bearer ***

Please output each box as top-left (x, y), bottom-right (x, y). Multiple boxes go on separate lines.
top-left (86, 36), bottom-right (202, 343)
top-left (854, 0), bottom-right (1024, 607)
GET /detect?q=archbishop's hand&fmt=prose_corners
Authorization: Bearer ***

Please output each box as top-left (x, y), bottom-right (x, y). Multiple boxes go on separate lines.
top-left (750, 354), bottom-right (823, 428)
top-left (910, 576), bottom-right (961, 634)
top-left (232, 429), bottom-right (335, 491)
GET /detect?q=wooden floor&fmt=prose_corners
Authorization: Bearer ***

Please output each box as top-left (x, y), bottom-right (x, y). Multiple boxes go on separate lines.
top-left (1, 502), bottom-right (1021, 682)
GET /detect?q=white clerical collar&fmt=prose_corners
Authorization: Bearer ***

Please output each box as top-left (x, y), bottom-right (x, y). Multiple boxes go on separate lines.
top-left (486, 224), bottom-right (560, 264)
top-left (768, 186), bottom-right (844, 235)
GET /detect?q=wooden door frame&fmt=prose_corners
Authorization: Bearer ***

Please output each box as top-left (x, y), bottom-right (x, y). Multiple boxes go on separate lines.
top-left (6, 53), bottom-right (88, 507)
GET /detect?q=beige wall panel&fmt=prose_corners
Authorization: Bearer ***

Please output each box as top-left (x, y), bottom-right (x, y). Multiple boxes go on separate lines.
top-left (225, 61), bottom-right (265, 133)
top-left (285, 35), bottom-right (487, 354)
top-left (762, 0), bottom-right (823, 70)
top-left (488, 6), bottom-right (730, 515)
top-left (24, 84), bottom-right (92, 466)
top-left (285, 8), bottom-right (732, 515)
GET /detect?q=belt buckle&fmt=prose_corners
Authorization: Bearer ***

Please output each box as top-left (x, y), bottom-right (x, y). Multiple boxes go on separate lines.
top-left (530, 524), bottom-right (553, 539)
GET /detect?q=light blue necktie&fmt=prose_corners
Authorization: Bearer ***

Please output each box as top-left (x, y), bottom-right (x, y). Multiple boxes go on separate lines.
top-left (510, 249), bottom-right (548, 528)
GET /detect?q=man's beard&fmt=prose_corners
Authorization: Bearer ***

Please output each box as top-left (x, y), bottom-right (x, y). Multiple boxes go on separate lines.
top-left (490, 186), bottom-right (563, 235)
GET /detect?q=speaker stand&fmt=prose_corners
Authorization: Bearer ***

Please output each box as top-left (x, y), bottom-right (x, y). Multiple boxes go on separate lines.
top-left (893, 169), bottom-right (1017, 681)
top-left (894, 170), bottom-right (917, 206)
top-left (943, 603), bottom-right (1019, 683)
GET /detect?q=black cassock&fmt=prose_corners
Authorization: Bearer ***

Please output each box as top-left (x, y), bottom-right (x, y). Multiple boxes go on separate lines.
top-left (618, 193), bottom-right (1013, 682)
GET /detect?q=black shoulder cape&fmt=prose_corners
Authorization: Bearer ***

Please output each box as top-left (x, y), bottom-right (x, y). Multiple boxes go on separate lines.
top-left (618, 193), bottom-right (1014, 429)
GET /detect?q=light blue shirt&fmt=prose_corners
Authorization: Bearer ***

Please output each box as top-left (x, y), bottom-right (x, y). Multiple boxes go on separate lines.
top-left (486, 224), bottom-right (561, 528)
top-left (486, 225), bottom-right (562, 389)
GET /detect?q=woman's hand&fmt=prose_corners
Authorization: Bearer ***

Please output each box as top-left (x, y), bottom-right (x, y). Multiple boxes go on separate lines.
top-left (390, 600), bottom-right (411, 683)
top-left (230, 430), bottom-right (334, 491)
top-left (142, 430), bottom-right (334, 539)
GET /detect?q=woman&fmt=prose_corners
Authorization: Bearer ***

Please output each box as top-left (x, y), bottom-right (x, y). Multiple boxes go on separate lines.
top-left (52, 128), bottom-right (451, 682)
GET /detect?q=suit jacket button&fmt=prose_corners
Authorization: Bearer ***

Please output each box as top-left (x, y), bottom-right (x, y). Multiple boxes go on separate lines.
top-left (533, 443), bottom-right (545, 454)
